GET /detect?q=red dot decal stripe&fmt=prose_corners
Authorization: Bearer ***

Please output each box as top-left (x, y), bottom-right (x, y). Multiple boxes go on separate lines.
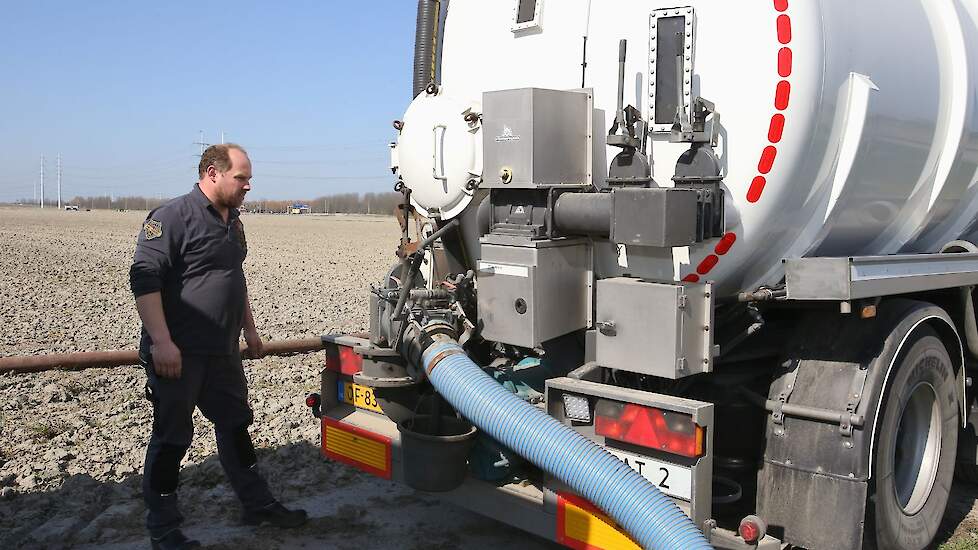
top-left (715, 233), bottom-right (737, 255)
top-left (777, 15), bottom-right (792, 44)
top-left (768, 114), bottom-right (786, 143)
top-left (697, 255), bottom-right (720, 275)
top-left (775, 81), bottom-right (791, 110)
top-left (758, 146), bottom-right (778, 174)
top-left (778, 48), bottom-right (793, 77)
top-left (688, 2), bottom-right (792, 281)
top-left (747, 176), bottom-right (767, 203)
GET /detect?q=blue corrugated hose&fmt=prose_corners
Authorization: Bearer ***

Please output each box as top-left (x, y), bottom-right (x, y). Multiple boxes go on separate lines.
top-left (422, 340), bottom-right (713, 550)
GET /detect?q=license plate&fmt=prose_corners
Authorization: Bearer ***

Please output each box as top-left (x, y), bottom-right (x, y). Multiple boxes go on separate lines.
top-left (606, 447), bottom-right (692, 501)
top-left (337, 380), bottom-right (383, 413)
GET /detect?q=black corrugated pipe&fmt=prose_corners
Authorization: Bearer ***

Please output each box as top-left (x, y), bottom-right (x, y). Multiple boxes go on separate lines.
top-left (413, 0), bottom-right (441, 98)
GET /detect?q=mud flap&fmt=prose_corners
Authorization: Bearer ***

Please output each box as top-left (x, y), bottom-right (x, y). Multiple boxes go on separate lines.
top-left (757, 462), bottom-right (867, 549)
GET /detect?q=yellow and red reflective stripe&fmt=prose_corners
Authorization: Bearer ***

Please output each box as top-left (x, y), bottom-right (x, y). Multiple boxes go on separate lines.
top-left (322, 417), bottom-right (391, 479)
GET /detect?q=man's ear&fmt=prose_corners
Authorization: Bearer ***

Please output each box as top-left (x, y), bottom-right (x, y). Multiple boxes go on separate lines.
top-left (207, 165), bottom-right (218, 181)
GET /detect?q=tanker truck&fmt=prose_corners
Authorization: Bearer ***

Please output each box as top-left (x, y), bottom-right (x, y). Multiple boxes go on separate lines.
top-left (304, 1), bottom-right (978, 548)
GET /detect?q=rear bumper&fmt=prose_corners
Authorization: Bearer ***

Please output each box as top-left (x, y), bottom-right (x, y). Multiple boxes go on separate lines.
top-left (321, 404), bottom-right (781, 550)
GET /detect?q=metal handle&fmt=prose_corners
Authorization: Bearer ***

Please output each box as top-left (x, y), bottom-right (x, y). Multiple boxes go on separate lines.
top-left (597, 321), bottom-right (617, 337)
top-left (432, 125), bottom-right (448, 182)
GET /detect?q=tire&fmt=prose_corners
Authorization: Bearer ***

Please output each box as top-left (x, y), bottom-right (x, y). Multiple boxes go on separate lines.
top-left (867, 327), bottom-right (959, 550)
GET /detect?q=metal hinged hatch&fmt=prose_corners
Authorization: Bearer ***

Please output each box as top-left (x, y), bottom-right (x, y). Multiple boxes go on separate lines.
top-left (594, 278), bottom-right (713, 379)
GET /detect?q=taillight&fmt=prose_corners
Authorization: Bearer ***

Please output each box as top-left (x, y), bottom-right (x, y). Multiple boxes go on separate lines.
top-left (594, 400), bottom-right (705, 458)
top-left (738, 515), bottom-right (766, 544)
top-left (305, 393), bottom-right (321, 418)
top-left (325, 344), bottom-right (363, 375)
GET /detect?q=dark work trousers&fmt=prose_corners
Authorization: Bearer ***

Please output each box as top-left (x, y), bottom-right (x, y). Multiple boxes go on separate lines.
top-left (142, 353), bottom-right (274, 538)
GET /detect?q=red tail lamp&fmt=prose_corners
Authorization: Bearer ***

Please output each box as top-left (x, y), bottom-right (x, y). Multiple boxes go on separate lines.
top-left (739, 515), bottom-right (767, 544)
top-left (594, 400), bottom-right (705, 458)
top-left (325, 344), bottom-right (363, 375)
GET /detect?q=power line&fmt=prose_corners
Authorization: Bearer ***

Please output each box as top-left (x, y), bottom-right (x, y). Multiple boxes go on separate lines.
top-left (57, 153), bottom-right (62, 210)
top-left (39, 155), bottom-right (44, 209)
top-left (194, 130), bottom-right (210, 157)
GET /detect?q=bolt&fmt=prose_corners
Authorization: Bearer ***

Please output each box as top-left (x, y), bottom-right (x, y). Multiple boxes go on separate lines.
top-left (500, 167), bottom-right (513, 184)
top-left (392, 120), bottom-right (404, 131)
top-left (425, 82), bottom-right (439, 95)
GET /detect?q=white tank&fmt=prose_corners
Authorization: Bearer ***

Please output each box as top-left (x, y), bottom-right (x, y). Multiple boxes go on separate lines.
top-left (398, 0), bottom-right (978, 296)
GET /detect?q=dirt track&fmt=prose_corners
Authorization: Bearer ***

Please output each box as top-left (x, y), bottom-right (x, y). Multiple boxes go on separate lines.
top-left (0, 207), bottom-right (976, 549)
top-left (0, 208), bottom-right (556, 549)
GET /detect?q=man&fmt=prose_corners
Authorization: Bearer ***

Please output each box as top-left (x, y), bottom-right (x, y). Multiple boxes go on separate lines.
top-left (130, 144), bottom-right (307, 550)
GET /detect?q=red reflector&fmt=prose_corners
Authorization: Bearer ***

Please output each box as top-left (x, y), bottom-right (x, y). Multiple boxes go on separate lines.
top-left (595, 401), bottom-right (705, 458)
top-left (738, 521), bottom-right (761, 544)
top-left (325, 344), bottom-right (362, 375)
top-left (305, 394), bottom-right (319, 408)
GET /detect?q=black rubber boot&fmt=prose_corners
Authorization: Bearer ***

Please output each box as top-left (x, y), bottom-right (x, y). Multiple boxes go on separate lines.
top-left (241, 501), bottom-right (308, 528)
top-left (150, 528), bottom-right (201, 550)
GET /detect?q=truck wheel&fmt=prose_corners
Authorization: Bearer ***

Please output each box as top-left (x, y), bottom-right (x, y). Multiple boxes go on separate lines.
top-left (867, 327), bottom-right (958, 550)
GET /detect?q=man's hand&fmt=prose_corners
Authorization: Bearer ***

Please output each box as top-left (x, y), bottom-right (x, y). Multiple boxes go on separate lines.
top-left (151, 339), bottom-right (183, 379)
top-left (244, 328), bottom-right (264, 360)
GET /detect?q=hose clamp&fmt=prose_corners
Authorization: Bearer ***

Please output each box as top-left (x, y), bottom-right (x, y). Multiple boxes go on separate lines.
top-left (425, 346), bottom-right (466, 376)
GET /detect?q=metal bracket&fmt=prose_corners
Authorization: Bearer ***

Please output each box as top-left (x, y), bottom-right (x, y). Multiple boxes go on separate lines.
top-left (840, 367), bottom-right (869, 437)
top-left (772, 362), bottom-right (799, 436)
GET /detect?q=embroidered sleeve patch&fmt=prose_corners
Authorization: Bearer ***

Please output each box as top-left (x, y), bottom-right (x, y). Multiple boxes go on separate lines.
top-left (143, 219), bottom-right (163, 240)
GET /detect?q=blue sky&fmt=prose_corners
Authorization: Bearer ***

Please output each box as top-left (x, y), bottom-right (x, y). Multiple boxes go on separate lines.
top-left (0, 0), bottom-right (417, 202)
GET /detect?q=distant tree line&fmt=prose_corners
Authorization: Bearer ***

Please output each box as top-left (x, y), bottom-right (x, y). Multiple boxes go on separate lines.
top-left (6, 196), bottom-right (169, 211)
top-left (242, 192), bottom-right (402, 215)
top-left (7, 192), bottom-right (403, 215)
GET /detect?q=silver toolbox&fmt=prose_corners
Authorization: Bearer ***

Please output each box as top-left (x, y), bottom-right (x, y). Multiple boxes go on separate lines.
top-left (595, 278), bottom-right (714, 379)
top-left (483, 88), bottom-right (591, 188)
top-left (478, 237), bottom-right (591, 348)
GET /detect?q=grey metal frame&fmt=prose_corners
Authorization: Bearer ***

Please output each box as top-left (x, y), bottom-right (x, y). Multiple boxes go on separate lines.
top-left (785, 252), bottom-right (978, 301)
